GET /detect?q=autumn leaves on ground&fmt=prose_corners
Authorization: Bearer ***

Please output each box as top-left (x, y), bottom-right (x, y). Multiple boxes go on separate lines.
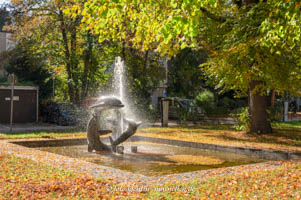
top-left (0, 122), bottom-right (300, 199)
top-left (0, 154), bottom-right (300, 199)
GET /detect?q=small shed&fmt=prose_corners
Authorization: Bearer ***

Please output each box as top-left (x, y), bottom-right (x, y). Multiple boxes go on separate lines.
top-left (0, 85), bottom-right (39, 123)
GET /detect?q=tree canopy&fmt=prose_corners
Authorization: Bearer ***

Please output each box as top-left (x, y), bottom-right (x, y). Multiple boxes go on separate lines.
top-left (73, 0), bottom-right (300, 94)
top-left (9, 0), bottom-right (113, 104)
top-left (69, 0), bottom-right (301, 133)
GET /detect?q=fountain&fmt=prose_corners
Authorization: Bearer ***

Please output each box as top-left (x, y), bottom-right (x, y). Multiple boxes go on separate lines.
top-left (8, 56), bottom-right (284, 178)
top-left (86, 57), bottom-right (141, 153)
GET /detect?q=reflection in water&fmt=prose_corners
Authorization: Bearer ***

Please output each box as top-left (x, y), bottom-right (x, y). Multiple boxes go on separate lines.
top-left (38, 142), bottom-right (264, 176)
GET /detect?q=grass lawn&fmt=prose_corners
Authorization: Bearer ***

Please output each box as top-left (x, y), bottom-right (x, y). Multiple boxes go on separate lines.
top-left (1, 121), bottom-right (300, 152)
top-left (0, 130), bottom-right (86, 139)
top-left (136, 121), bottom-right (301, 152)
top-left (0, 153), bottom-right (300, 199)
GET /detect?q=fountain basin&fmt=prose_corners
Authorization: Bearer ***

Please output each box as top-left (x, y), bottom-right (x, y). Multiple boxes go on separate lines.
top-left (11, 136), bottom-right (300, 176)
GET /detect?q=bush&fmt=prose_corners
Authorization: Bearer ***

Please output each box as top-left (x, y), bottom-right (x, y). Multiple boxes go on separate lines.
top-left (195, 90), bottom-right (216, 115)
top-left (231, 107), bottom-right (250, 131)
top-left (195, 90), bottom-right (248, 117)
top-left (268, 99), bottom-right (284, 121)
top-left (218, 97), bottom-right (248, 112)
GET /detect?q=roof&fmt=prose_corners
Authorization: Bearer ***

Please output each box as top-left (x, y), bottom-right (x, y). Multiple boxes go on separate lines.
top-left (0, 85), bottom-right (39, 90)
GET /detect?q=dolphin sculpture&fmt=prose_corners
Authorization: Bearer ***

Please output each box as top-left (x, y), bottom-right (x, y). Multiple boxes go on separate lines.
top-left (109, 118), bottom-right (142, 151)
top-left (87, 97), bottom-right (141, 153)
top-left (87, 114), bottom-right (111, 152)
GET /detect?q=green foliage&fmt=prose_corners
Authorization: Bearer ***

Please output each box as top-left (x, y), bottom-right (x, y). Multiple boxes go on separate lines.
top-left (168, 48), bottom-right (207, 98)
top-left (10, 0), bottom-right (113, 104)
top-left (195, 90), bottom-right (247, 116)
top-left (201, 1), bottom-right (301, 96)
top-left (146, 104), bottom-right (160, 123)
top-left (195, 90), bottom-right (216, 115)
top-left (218, 97), bottom-right (248, 112)
top-left (125, 50), bottom-right (165, 109)
top-left (268, 98), bottom-right (284, 122)
top-left (0, 46), bottom-right (52, 100)
top-left (231, 107), bottom-right (250, 131)
top-left (73, 0), bottom-right (301, 96)
top-left (177, 108), bottom-right (193, 125)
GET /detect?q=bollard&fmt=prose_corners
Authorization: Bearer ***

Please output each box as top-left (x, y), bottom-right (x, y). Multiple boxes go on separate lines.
top-left (116, 146), bottom-right (124, 154)
top-left (131, 146), bottom-right (138, 153)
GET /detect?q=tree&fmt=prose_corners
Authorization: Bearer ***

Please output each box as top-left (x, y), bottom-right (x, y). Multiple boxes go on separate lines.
top-left (0, 45), bottom-right (52, 100)
top-left (71, 0), bottom-right (301, 133)
top-left (0, 6), bottom-right (9, 31)
top-left (168, 48), bottom-right (207, 98)
top-left (9, 0), bottom-right (111, 104)
top-left (125, 49), bottom-right (165, 110)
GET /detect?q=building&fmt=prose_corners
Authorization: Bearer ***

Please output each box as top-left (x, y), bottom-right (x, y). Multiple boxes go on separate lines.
top-left (0, 7), bottom-right (39, 123)
top-left (0, 86), bottom-right (39, 123)
top-left (0, 6), bottom-right (14, 77)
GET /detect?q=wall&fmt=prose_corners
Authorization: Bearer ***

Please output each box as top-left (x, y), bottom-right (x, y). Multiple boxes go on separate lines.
top-left (0, 86), bottom-right (39, 123)
top-left (0, 32), bottom-right (15, 77)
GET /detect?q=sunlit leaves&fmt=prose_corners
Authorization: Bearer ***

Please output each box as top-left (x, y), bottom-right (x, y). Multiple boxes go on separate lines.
top-left (67, 0), bottom-right (300, 96)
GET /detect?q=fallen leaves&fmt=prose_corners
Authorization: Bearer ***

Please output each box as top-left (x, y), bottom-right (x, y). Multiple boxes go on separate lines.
top-left (0, 152), bottom-right (300, 199)
top-left (137, 125), bottom-right (301, 152)
top-left (0, 122), bottom-right (301, 199)
top-left (0, 153), bottom-right (128, 200)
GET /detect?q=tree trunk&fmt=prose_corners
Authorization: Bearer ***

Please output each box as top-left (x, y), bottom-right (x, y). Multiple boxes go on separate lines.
top-left (70, 20), bottom-right (80, 105)
top-left (245, 0), bottom-right (272, 134)
top-left (81, 31), bottom-right (92, 103)
top-left (249, 80), bottom-right (272, 134)
top-left (122, 41), bottom-right (126, 62)
top-left (59, 10), bottom-right (75, 103)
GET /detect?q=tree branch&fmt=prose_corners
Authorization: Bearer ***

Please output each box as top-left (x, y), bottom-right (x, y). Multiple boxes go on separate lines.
top-left (200, 7), bottom-right (227, 23)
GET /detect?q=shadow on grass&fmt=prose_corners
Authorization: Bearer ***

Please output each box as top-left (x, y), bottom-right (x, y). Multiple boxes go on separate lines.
top-left (209, 133), bottom-right (301, 147)
top-left (203, 122), bottom-right (301, 147)
top-left (144, 121), bottom-right (301, 148)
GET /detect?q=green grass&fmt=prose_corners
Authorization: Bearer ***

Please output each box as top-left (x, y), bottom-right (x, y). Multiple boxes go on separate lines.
top-left (0, 130), bottom-right (86, 139)
top-left (137, 121), bottom-right (301, 152)
top-left (1, 121), bottom-right (301, 152)
top-left (272, 120), bottom-right (301, 128)
top-left (1, 121), bottom-right (300, 138)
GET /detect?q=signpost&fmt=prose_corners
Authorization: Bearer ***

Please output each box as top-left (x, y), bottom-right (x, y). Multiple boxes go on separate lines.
top-left (8, 73), bottom-right (17, 132)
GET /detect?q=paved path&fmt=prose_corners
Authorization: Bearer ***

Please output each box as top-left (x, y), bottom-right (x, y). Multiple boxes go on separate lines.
top-left (0, 123), bottom-right (75, 133)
